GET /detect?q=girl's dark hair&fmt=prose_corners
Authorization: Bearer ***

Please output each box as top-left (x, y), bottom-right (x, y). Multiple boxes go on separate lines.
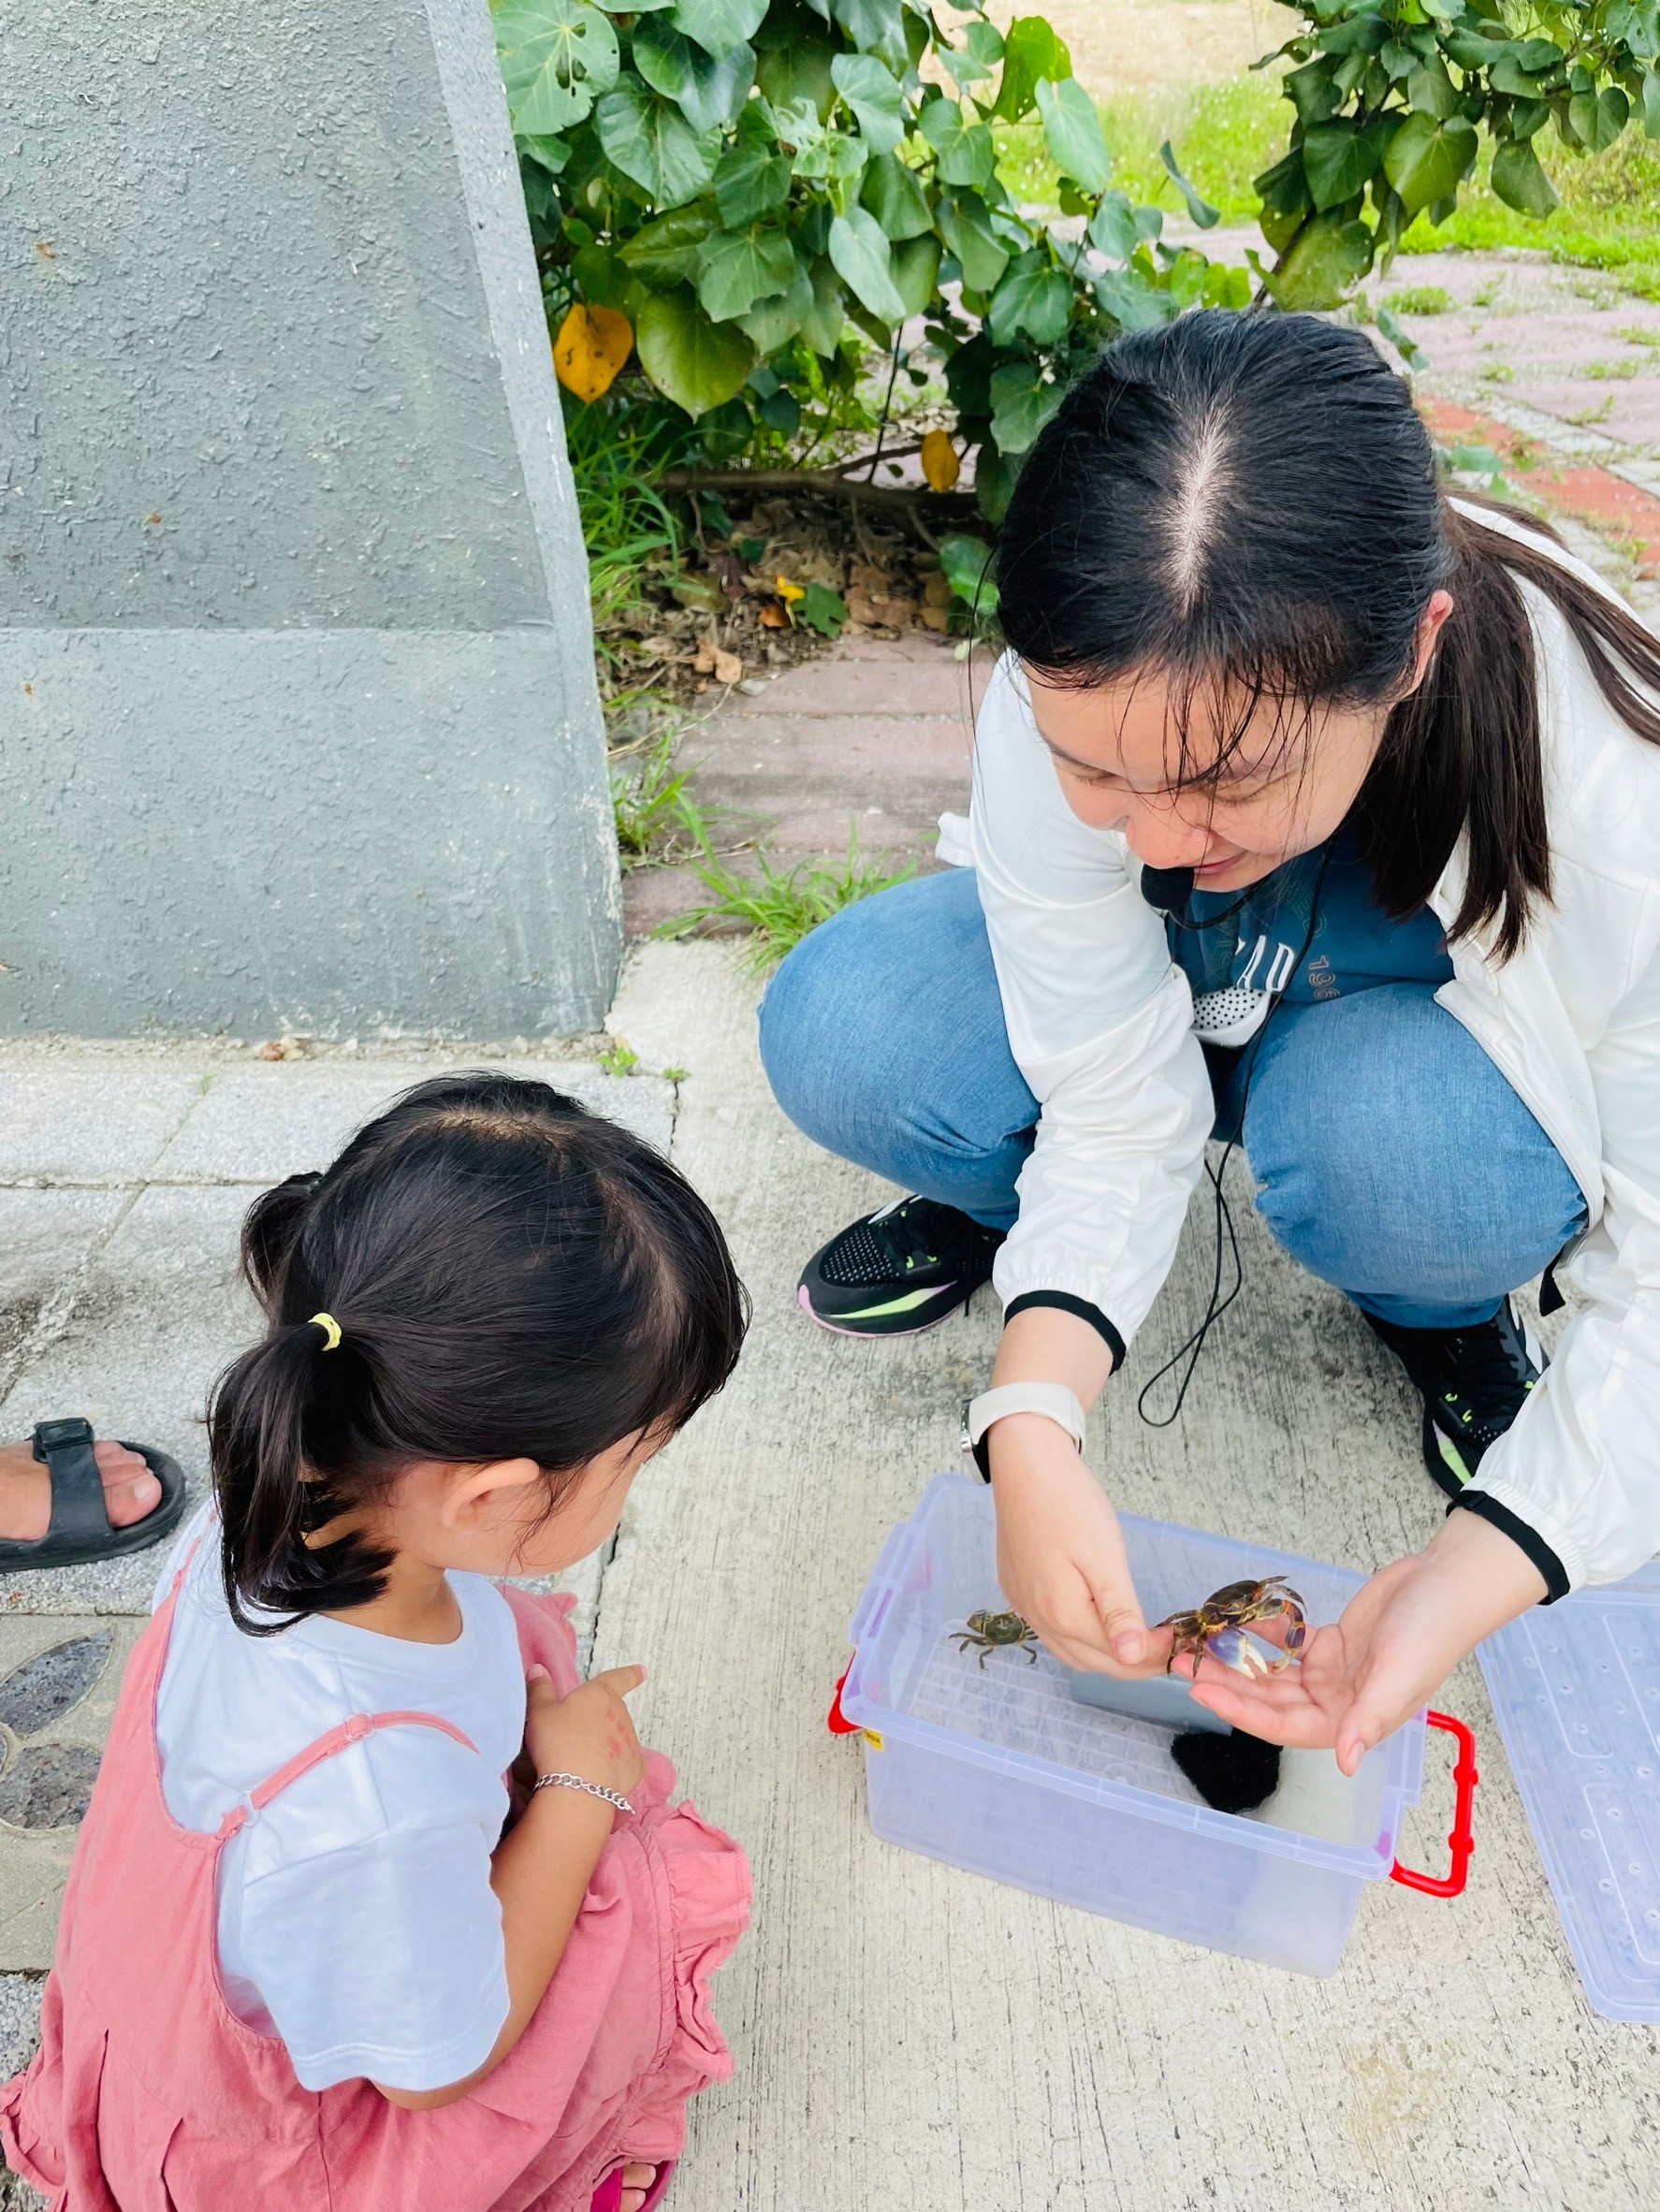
top-left (996, 309), bottom-right (1660, 961)
top-left (208, 1072), bottom-right (749, 1633)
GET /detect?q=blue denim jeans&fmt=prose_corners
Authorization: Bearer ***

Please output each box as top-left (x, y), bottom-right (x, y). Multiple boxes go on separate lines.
top-left (759, 867), bottom-right (1588, 1331)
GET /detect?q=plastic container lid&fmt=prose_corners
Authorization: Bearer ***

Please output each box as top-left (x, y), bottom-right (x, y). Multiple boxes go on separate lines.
top-left (1479, 1562), bottom-right (1660, 2020)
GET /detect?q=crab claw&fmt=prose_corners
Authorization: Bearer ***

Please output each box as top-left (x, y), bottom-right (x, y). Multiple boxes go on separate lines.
top-left (1203, 1625), bottom-right (1295, 1679)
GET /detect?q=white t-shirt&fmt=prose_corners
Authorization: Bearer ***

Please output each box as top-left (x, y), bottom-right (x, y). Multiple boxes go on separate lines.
top-left (152, 1506), bottom-right (526, 2093)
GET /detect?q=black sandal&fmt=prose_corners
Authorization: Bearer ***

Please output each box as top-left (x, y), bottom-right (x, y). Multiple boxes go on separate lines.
top-left (0, 1418), bottom-right (189, 1574)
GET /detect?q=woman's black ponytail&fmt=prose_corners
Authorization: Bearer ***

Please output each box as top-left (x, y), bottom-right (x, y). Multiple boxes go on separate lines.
top-left (207, 1073), bottom-right (748, 1634)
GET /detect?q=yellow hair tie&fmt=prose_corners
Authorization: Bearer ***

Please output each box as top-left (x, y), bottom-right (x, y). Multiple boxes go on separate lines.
top-left (309, 1312), bottom-right (342, 1352)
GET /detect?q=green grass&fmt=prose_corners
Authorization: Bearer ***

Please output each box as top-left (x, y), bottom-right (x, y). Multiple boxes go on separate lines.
top-left (1387, 284), bottom-right (1455, 315)
top-left (563, 398), bottom-right (684, 676)
top-left (995, 68), bottom-right (1660, 284)
top-left (658, 822), bottom-right (914, 969)
top-left (610, 729), bottom-right (701, 863)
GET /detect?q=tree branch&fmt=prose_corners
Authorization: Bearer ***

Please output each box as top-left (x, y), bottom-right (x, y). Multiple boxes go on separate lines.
top-left (656, 467), bottom-right (978, 545)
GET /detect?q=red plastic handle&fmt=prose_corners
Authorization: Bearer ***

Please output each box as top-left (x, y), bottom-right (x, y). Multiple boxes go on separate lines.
top-left (827, 1668), bottom-right (860, 1736)
top-left (1390, 1710), bottom-right (1478, 1898)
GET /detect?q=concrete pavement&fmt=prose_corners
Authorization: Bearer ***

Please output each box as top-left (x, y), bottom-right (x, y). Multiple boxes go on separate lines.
top-left (5, 951), bottom-right (1655, 2206)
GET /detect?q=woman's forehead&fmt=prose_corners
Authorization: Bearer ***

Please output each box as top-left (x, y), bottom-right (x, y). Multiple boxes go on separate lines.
top-left (1025, 665), bottom-right (1307, 787)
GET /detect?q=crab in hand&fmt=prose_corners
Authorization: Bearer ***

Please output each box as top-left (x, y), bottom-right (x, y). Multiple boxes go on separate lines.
top-left (1157, 1576), bottom-right (1308, 1683)
top-left (949, 1609), bottom-right (1041, 1669)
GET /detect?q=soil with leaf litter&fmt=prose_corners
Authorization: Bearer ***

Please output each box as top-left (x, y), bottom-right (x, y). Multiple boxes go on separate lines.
top-left (599, 489), bottom-right (968, 714)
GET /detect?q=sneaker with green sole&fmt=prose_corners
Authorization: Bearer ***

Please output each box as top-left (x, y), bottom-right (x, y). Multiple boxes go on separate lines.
top-left (1364, 1295), bottom-right (1545, 1500)
top-left (797, 1196), bottom-right (1004, 1337)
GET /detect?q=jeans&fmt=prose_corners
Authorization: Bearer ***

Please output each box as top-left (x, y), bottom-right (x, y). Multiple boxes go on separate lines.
top-left (759, 867), bottom-right (1589, 1331)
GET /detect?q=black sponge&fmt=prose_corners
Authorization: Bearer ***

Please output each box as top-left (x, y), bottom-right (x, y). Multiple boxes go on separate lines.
top-left (1172, 1726), bottom-right (1282, 1814)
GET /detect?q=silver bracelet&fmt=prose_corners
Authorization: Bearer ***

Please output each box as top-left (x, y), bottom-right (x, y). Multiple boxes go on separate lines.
top-left (532, 1769), bottom-right (633, 1816)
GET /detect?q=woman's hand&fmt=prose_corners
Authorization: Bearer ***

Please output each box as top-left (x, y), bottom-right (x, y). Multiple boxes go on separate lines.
top-left (1182, 1509), bottom-right (1548, 1772)
top-left (524, 1663), bottom-right (648, 1800)
top-left (989, 1415), bottom-right (1172, 1677)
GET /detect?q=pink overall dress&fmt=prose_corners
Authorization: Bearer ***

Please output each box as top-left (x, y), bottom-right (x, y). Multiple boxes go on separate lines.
top-left (0, 1571), bottom-right (750, 2212)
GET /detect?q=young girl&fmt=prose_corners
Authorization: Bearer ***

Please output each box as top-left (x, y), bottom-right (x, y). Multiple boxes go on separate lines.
top-left (1, 1071), bottom-right (750, 2212)
top-left (762, 308), bottom-right (1660, 1771)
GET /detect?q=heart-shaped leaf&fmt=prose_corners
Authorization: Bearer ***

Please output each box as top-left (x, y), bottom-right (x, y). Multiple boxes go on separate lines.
top-left (832, 53), bottom-right (905, 156)
top-left (494, 0), bottom-right (619, 134)
top-left (890, 233), bottom-right (941, 319)
top-left (713, 141), bottom-right (793, 226)
top-left (989, 361), bottom-right (1064, 456)
top-left (862, 152), bottom-right (934, 241)
top-left (1300, 118), bottom-right (1383, 210)
top-left (1088, 187), bottom-right (1158, 261)
top-left (618, 204), bottom-right (714, 282)
top-left (828, 206), bottom-right (908, 327)
top-left (831, 0), bottom-right (908, 69)
top-left (695, 230), bottom-right (797, 322)
top-left (553, 302), bottom-right (634, 400)
top-left (939, 531), bottom-right (998, 614)
top-left (1490, 137), bottom-right (1561, 216)
top-left (799, 255), bottom-right (849, 357)
top-left (1405, 57), bottom-right (1460, 119)
top-left (665, 0), bottom-right (766, 59)
top-left (633, 18), bottom-right (755, 133)
top-left (992, 15), bottom-right (1071, 124)
top-left (636, 288), bottom-right (757, 415)
top-left (936, 191), bottom-right (1011, 293)
top-left (1259, 212), bottom-right (1374, 309)
top-left (920, 96), bottom-right (997, 193)
top-left (594, 80), bottom-right (719, 208)
top-left (1382, 112), bottom-right (1477, 218)
top-left (738, 254), bottom-right (816, 350)
top-left (987, 250), bottom-right (1072, 346)
top-left (1158, 140), bottom-right (1220, 228)
top-left (1566, 85), bottom-right (1630, 153)
top-left (1036, 78), bottom-right (1111, 195)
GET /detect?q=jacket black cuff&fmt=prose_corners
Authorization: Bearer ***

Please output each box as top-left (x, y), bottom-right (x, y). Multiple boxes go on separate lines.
top-left (1449, 1492), bottom-right (1569, 1605)
top-left (1001, 1291), bottom-right (1126, 1371)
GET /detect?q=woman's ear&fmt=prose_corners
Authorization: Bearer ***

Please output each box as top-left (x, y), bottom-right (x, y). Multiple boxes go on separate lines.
top-left (1403, 588), bottom-right (1456, 695)
top-left (439, 1457), bottom-right (546, 1533)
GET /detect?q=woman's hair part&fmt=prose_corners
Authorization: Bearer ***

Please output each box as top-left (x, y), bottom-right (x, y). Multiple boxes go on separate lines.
top-left (995, 309), bottom-right (1660, 961)
top-left (208, 1071), bottom-right (749, 1633)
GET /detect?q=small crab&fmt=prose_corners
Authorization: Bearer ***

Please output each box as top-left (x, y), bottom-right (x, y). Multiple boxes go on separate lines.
top-left (1156, 1575), bottom-right (1308, 1681)
top-left (949, 1608), bottom-right (1041, 1669)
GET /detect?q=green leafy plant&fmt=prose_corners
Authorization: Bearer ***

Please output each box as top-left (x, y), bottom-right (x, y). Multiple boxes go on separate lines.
top-left (610, 728), bottom-right (699, 861)
top-left (598, 1038), bottom-right (641, 1076)
top-left (1252, 2), bottom-right (1660, 309)
top-left (493, 0), bottom-right (1243, 526)
top-left (659, 818), bottom-right (915, 968)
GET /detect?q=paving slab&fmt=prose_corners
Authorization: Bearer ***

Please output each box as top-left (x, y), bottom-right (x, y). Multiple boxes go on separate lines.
top-left (151, 1059), bottom-right (673, 1182)
top-left (0, 1190), bottom-right (132, 1400)
top-left (595, 939), bottom-right (1660, 2212)
top-left (0, 1065), bottom-right (205, 1186)
top-left (0, 1616), bottom-right (144, 1972)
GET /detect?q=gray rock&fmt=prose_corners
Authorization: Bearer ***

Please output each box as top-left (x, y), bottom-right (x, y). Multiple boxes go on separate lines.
top-left (0, 1635), bottom-right (112, 1740)
top-left (0, 1747), bottom-right (101, 1833)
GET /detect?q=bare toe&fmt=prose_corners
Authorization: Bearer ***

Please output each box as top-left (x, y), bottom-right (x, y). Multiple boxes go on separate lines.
top-left (93, 1442), bottom-right (160, 1527)
top-left (619, 2161), bottom-right (657, 2212)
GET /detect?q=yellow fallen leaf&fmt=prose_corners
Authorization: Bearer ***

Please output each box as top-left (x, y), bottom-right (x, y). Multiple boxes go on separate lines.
top-left (553, 303), bottom-right (633, 403)
top-left (713, 647), bottom-right (743, 685)
top-left (921, 428), bottom-right (961, 492)
top-left (775, 575), bottom-right (806, 604)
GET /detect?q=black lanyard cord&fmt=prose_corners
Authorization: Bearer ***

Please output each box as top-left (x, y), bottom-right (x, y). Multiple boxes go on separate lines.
top-left (1136, 837), bottom-right (1336, 1430)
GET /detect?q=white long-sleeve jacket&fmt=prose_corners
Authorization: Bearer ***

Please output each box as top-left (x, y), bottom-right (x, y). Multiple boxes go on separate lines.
top-left (946, 509), bottom-right (1660, 1592)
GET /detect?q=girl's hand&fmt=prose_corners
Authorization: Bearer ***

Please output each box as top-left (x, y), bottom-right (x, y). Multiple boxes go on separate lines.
top-left (1182, 1509), bottom-right (1549, 1772)
top-left (989, 1415), bottom-right (1172, 1677)
top-left (524, 1664), bottom-right (648, 1800)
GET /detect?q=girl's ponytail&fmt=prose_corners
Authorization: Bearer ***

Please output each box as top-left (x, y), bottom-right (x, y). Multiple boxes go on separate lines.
top-left (208, 1317), bottom-right (393, 1634)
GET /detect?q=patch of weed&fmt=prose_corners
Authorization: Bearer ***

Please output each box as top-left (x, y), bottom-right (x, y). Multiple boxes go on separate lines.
top-left (1387, 285), bottom-right (1455, 316)
top-left (659, 823), bottom-right (914, 970)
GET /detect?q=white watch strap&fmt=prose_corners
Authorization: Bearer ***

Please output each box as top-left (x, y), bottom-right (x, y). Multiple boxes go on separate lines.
top-left (964, 1383), bottom-right (1087, 1455)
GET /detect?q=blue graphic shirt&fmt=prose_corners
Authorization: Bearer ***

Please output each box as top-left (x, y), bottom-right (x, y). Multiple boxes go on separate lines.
top-left (1167, 831), bottom-right (1452, 1047)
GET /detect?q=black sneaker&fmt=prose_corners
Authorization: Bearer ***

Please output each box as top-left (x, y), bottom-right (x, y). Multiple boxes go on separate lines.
top-left (1364, 1296), bottom-right (1546, 1500)
top-left (797, 1196), bottom-right (1003, 1337)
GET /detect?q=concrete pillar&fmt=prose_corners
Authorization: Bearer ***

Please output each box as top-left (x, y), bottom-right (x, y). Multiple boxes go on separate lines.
top-left (1, 0), bottom-right (621, 1038)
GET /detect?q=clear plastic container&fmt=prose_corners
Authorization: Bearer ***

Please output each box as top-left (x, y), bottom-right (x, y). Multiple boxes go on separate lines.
top-left (1479, 1561), bottom-right (1660, 2021)
top-left (837, 1473), bottom-right (1429, 1977)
